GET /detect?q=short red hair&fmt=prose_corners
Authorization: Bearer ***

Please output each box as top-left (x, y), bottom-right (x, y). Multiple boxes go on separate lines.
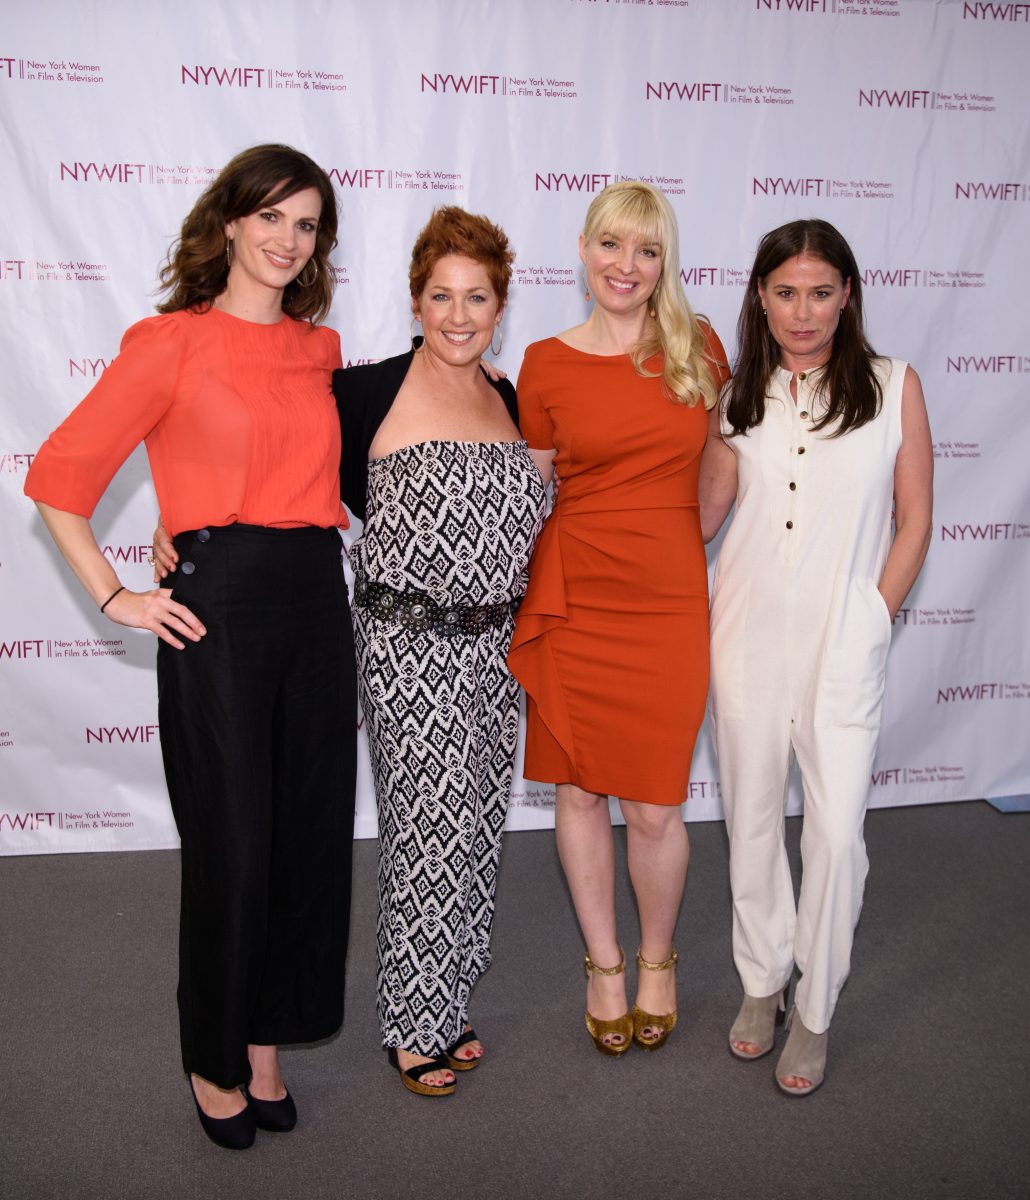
top-left (408, 206), bottom-right (514, 304)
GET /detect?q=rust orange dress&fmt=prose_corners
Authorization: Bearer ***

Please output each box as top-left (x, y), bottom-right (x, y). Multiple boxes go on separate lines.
top-left (508, 329), bottom-right (730, 806)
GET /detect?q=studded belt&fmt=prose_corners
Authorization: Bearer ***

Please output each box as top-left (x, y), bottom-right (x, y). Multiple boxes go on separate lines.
top-left (353, 575), bottom-right (518, 637)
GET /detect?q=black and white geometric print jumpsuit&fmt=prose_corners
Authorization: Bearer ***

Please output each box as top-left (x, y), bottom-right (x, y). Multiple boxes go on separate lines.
top-left (349, 438), bottom-right (544, 1057)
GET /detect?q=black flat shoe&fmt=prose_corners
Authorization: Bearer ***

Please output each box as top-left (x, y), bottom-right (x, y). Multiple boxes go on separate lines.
top-left (189, 1078), bottom-right (256, 1150)
top-left (386, 1047), bottom-right (456, 1097)
top-left (445, 1027), bottom-right (482, 1071)
top-left (244, 1086), bottom-right (297, 1132)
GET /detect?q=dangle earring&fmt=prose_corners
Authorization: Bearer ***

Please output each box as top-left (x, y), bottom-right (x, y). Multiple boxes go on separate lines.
top-left (585, 287), bottom-right (591, 302)
top-left (410, 316), bottom-right (423, 351)
top-left (491, 324), bottom-right (504, 357)
top-left (225, 239), bottom-right (234, 269)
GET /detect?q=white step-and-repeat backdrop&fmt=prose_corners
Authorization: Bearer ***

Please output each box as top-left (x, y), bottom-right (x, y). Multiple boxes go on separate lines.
top-left (2, 0), bottom-right (1028, 853)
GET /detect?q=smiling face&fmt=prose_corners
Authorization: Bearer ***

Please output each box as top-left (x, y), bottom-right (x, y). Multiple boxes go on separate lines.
top-left (757, 252), bottom-right (851, 373)
top-left (224, 185), bottom-right (322, 302)
top-left (412, 254), bottom-right (502, 368)
top-left (579, 227), bottom-right (662, 316)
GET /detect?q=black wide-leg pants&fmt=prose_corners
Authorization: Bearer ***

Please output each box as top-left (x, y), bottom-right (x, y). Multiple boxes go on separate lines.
top-left (157, 524), bottom-right (356, 1088)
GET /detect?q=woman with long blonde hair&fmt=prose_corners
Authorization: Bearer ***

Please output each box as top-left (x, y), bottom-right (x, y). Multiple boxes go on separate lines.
top-left (509, 181), bottom-right (729, 1055)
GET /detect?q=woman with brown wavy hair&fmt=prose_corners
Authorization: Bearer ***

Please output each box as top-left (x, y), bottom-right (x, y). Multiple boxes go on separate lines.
top-left (701, 218), bottom-right (932, 1096)
top-left (25, 144), bottom-right (356, 1148)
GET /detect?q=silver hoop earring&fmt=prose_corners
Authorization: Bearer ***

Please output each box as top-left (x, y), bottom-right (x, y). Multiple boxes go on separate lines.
top-left (491, 325), bottom-right (503, 357)
top-left (410, 316), bottom-right (423, 351)
top-left (295, 260), bottom-right (317, 289)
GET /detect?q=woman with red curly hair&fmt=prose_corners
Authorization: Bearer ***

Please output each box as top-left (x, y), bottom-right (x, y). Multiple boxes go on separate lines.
top-left (335, 207), bottom-right (544, 1097)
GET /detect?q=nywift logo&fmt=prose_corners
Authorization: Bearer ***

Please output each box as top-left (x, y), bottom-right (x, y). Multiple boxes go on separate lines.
top-left (421, 72), bottom-right (500, 95)
top-left (861, 268), bottom-right (922, 287)
top-left (0, 811), bottom-right (58, 831)
top-left (955, 181), bottom-right (1027, 200)
top-left (85, 724), bottom-right (160, 744)
top-left (754, 176), bottom-right (895, 200)
top-left (858, 88), bottom-right (930, 108)
top-left (680, 266), bottom-right (720, 287)
top-left (860, 266), bottom-right (990, 291)
top-left (101, 544), bottom-right (154, 565)
top-left (870, 764), bottom-right (965, 784)
top-left (753, 177), bottom-right (829, 197)
top-left (0, 638), bottom-right (45, 659)
top-left (328, 168), bottom-right (389, 189)
top-left (936, 682), bottom-right (1030, 703)
top-left (946, 354), bottom-right (1025, 372)
top-left (962, 3), bottom-right (1029, 20)
top-left (755, 0), bottom-right (828, 12)
top-left (645, 80), bottom-right (723, 102)
top-left (0, 635), bottom-right (128, 660)
top-left (181, 64), bottom-right (267, 88)
top-left (60, 161), bottom-right (146, 183)
top-left (939, 522), bottom-right (1027, 541)
top-left (535, 172), bottom-right (613, 193)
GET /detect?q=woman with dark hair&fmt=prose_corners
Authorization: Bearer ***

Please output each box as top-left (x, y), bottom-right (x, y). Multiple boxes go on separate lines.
top-left (508, 181), bottom-right (730, 1057)
top-left (25, 143), bottom-right (356, 1147)
top-left (334, 207), bottom-right (544, 1096)
top-left (701, 218), bottom-right (933, 1095)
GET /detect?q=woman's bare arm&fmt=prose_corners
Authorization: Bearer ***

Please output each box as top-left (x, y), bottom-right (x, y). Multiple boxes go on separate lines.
top-left (878, 366), bottom-right (933, 619)
top-left (35, 502), bottom-right (205, 649)
top-left (699, 404), bottom-right (738, 543)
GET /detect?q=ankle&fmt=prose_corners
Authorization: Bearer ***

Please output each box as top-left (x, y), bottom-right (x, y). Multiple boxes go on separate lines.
top-left (636, 944), bottom-right (678, 972)
top-left (584, 943), bottom-right (624, 975)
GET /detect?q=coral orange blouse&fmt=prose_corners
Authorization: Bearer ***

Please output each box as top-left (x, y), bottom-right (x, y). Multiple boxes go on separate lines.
top-left (25, 307), bottom-right (346, 536)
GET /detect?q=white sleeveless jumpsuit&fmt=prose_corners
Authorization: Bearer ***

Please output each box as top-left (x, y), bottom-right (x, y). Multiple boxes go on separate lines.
top-left (710, 358), bottom-right (905, 1033)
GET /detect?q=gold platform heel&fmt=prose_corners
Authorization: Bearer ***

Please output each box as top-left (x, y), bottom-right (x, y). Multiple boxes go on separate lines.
top-left (631, 947), bottom-right (678, 1050)
top-left (584, 947), bottom-right (633, 1057)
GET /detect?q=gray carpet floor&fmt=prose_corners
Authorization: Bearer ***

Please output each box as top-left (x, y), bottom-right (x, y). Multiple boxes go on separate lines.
top-left (1, 800), bottom-right (1028, 1200)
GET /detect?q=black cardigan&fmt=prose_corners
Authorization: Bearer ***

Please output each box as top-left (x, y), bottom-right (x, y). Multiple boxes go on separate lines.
top-left (332, 349), bottom-right (519, 522)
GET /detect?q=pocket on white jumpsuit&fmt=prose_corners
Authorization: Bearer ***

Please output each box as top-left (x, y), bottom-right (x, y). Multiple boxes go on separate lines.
top-left (813, 576), bottom-right (893, 730)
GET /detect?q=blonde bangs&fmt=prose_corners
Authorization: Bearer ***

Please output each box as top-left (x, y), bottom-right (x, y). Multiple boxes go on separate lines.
top-left (583, 188), bottom-right (666, 253)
